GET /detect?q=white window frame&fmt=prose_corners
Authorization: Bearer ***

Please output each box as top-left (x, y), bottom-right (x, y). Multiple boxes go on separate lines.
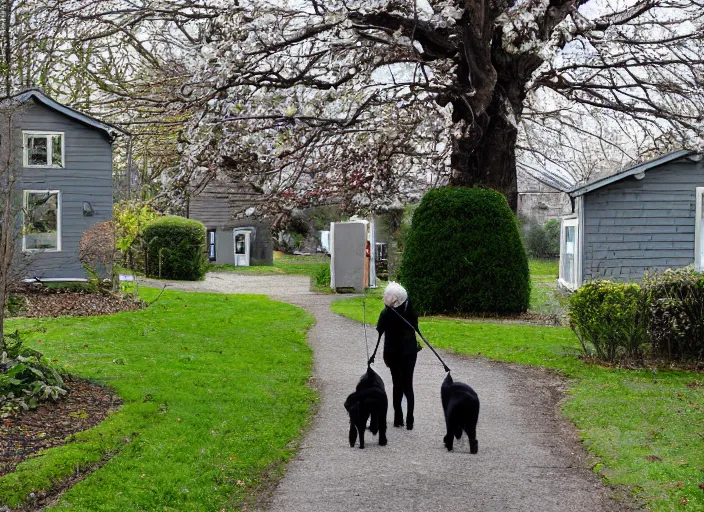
top-left (22, 190), bottom-right (62, 252)
top-left (22, 131), bottom-right (65, 168)
top-left (559, 216), bottom-right (580, 290)
top-left (696, 187), bottom-right (704, 272)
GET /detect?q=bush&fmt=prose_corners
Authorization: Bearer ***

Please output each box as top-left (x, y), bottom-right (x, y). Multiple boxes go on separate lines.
top-left (113, 200), bottom-right (160, 270)
top-left (1, 331), bottom-right (67, 417)
top-left (79, 221), bottom-right (117, 290)
top-left (568, 281), bottom-right (647, 362)
top-left (521, 218), bottom-right (560, 259)
top-left (143, 216), bottom-right (207, 281)
top-left (643, 267), bottom-right (704, 361)
top-left (400, 187), bottom-right (530, 314)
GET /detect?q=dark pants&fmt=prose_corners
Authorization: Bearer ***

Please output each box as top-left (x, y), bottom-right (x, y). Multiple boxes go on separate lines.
top-left (384, 352), bottom-right (417, 422)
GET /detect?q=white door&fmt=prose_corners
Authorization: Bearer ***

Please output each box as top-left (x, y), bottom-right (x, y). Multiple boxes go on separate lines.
top-left (233, 230), bottom-right (251, 266)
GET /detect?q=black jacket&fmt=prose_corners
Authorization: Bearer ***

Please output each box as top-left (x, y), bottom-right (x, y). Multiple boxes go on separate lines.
top-left (376, 300), bottom-right (419, 356)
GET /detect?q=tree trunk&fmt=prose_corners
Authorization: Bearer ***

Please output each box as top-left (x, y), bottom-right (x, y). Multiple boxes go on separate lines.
top-left (449, 94), bottom-right (519, 212)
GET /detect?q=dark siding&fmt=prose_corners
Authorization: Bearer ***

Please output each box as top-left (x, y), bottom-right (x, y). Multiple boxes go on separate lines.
top-left (14, 101), bottom-right (113, 279)
top-left (188, 181), bottom-right (273, 266)
top-left (583, 159), bottom-right (704, 282)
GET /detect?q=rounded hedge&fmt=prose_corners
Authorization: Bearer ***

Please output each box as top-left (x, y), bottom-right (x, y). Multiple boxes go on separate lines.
top-left (400, 187), bottom-right (530, 314)
top-left (143, 216), bottom-right (207, 280)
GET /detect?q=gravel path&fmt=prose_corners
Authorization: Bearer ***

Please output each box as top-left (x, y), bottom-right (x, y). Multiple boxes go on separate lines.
top-left (140, 273), bottom-right (626, 512)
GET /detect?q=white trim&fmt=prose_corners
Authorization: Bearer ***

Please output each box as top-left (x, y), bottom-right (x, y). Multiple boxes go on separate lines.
top-left (233, 229), bottom-right (251, 266)
top-left (696, 187), bottom-right (704, 272)
top-left (559, 217), bottom-right (580, 290)
top-left (22, 131), bottom-right (65, 168)
top-left (577, 196), bottom-right (584, 286)
top-left (22, 190), bottom-right (62, 252)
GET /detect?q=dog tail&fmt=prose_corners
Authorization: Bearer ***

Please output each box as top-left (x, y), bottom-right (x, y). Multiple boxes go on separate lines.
top-left (454, 426), bottom-right (462, 440)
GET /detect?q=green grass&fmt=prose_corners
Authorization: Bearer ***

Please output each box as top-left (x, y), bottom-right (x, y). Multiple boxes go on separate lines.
top-left (332, 299), bottom-right (704, 511)
top-left (529, 259), bottom-right (559, 277)
top-left (210, 255), bottom-right (330, 277)
top-left (1, 289), bottom-right (315, 511)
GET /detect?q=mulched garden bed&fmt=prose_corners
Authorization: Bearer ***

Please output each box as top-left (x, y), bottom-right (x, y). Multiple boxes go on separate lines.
top-left (7, 286), bottom-right (144, 319)
top-left (0, 377), bottom-right (121, 477)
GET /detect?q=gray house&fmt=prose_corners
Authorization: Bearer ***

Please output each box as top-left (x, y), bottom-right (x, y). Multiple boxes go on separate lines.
top-left (559, 150), bottom-right (704, 289)
top-left (187, 179), bottom-right (273, 266)
top-left (5, 89), bottom-right (122, 281)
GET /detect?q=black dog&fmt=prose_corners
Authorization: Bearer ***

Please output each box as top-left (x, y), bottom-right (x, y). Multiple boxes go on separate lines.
top-left (441, 372), bottom-right (479, 453)
top-left (344, 366), bottom-right (388, 449)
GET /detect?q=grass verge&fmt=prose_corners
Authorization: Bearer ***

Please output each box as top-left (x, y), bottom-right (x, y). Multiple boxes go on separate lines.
top-left (331, 298), bottom-right (703, 511)
top-left (1, 289), bottom-right (315, 511)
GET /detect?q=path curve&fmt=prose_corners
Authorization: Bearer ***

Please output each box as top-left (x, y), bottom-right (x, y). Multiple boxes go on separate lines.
top-left (140, 273), bottom-right (626, 512)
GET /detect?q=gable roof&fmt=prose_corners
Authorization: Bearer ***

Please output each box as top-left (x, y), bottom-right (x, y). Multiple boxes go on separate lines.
top-left (4, 88), bottom-right (127, 140)
top-left (569, 149), bottom-right (697, 197)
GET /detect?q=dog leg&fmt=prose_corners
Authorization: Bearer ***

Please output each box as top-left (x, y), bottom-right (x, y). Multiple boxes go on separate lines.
top-left (467, 415), bottom-right (479, 454)
top-left (369, 410), bottom-right (379, 435)
top-left (349, 423), bottom-right (357, 447)
top-left (358, 422), bottom-right (365, 449)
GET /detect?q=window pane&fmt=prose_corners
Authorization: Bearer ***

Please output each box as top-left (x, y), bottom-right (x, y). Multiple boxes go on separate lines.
top-left (24, 192), bottom-right (59, 250)
top-left (562, 226), bottom-right (575, 283)
top-left (235, 234), bottom-right (245, 254)
top-left (27, 136), bottom-right (48, 166)
top-left (52, 135), bottom-right (63, 167)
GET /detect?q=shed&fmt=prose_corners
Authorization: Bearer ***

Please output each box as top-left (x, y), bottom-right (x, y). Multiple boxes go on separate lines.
top-left (187, 178), bottom-right (273, 266)
top-left (3, 89), bottom-right (123, 281)
top-left (558, 150), bottom-right (704, 289)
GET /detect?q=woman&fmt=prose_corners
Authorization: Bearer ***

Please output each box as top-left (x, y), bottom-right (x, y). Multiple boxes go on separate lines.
top-left (369, 282), bottom-right (420, 430)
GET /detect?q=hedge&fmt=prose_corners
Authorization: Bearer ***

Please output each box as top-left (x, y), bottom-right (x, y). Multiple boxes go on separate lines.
top-left (143, 216), bottom-right (207, 281)
top-left (568, 281), bottom-right (647, 361)
top-left (400, 187), bottom-right (530, 314)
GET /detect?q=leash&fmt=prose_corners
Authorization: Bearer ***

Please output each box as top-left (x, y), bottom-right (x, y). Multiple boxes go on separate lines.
top-left (362, 288), bottom-right (370, 364)
top-left (387, 305), bottom-right (451, 373)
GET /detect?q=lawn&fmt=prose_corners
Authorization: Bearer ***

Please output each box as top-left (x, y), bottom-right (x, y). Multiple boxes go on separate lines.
top-left (332, 294), bottom-right (704, 511)
top-left (210, 254), bottom-right (329, 277)
top-left (1, 289), bottom-right (315, 511)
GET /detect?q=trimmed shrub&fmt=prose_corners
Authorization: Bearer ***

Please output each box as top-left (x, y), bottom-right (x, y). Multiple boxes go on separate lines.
top-left (143, 216), bottom-right (207, 281)
top-left (643, 267), bottom-right (704, 361)
top-left (400, 187), bottom-right (530, 314)
top-left (568, 281), bottom-right (647, 362)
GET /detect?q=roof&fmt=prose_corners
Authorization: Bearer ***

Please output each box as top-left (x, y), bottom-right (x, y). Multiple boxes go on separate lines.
top-left (569, 149), bottom-right (697, 197)
top-left (3, 88), bottom-right (127, 140)
top-left (518, 168), bottom-right (573, 193)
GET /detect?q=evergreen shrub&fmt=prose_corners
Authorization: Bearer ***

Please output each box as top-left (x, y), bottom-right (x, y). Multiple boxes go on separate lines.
top-left (568, 281), bottom-right (647, 361)
top-left (400, 187), bottom-right (530, 314)
top-left (643, 267), bottom-right (704, 361)
top-left (143, 216), bottom-right (207, 280)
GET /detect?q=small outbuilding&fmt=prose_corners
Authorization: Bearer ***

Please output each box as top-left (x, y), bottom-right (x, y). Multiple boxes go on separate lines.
top-left (187, 178), bottom-right (273, 266)
top-left (3, 89), bottom-right (123, 281)
top-left (558, 150), bottom-right (704, 289)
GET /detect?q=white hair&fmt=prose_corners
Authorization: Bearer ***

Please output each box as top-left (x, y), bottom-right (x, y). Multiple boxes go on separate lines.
top-left (382, 282), bottom-right (408, 308)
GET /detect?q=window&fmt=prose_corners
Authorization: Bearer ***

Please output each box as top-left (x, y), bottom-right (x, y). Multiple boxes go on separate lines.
top-left (559, 217), bottom-right (579, 289)
top-left (696, 187), bottom-right (704, 272)
top-left (207, 229), bottom-right (216, 261)
top-left (235, 233), bottom-right (246, 255)
top-left (23, 190), bottom-right (61, 251)
top-left (23, 132), bottom-right (64, 167)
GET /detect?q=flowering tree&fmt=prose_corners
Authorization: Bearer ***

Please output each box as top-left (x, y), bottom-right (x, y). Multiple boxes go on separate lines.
top-left (8, 1), bottom-right (702, 213)
top-left (170, 0), bottom-right (704, 212)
